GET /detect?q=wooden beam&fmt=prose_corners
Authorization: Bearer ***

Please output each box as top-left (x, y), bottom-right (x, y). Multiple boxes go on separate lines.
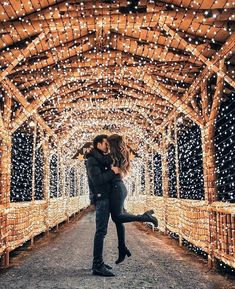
top-left (16, 35), bottom-right (95, 73)
top-left (159, 21), bottom-right (235, 88)
top-left (1, 78), bottom-right (57, 138)
top-left (57, 108), bottom-right (155, 145)
top-left (0, 30), bottom-right (49, 83)
top-left (140, 71), bottom-right (204, 126)
top-left (209, 60), bottom-right (226, 123)
top-left (114, 78), bottom-right (171, 106)
top-left (0, 110), bottom-right (4, 130)
top-left (153, 33), bottom-right (235, 135)
top-left (201, 79), bottom-right (210, 123)
top-left (191, 97), bottom-right (201, 117)
top-left (2, 92), bottom-right (12, 130)
top-left (57, 98), bottom-right (164, 118)
top-left (55, 98), bottom-right (162, 134)
top-left (183, 33), bottom-right (235, 105)
top-left (10, 77), bottom-right (66, 131)
top-left (110, 34), bottom-right (202, 65)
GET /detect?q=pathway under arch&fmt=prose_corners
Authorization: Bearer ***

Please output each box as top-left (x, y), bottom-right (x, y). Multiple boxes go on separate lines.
top-left (0, 210), bottom-right (233, 289)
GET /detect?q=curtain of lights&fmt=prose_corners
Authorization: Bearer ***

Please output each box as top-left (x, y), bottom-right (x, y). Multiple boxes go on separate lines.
top-left (153, 153), bottom-right (163, 196)
top-left (80, 174), bottom-right (85, 195)
top-left (10, 130), bottom-right (33, 202)
top-left (49, 154), bottom-right (58, 198)
top-left (215, 94), bottom-right (235, 202)
top-left (177, 124), bottom-right (204, 200)
top-left (140, 164), bottom-right (145, 193)
top-left (34, 147), bottom-right (44, 200)
top-left (64, 167), bottom-right (70, 196)
top-left (69, 167), bottom-right (77, 197)
top-left (167, 144), bottom-right (177, 198)
top-left (58, 164), bottom-right (64, 197)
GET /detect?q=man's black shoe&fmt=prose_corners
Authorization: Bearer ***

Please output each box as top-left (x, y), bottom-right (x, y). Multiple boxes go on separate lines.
top-left (105, 264), bottom-right (113, 270)
top-left (92, 263), bottom-right (112, 270)
top-left (92, 264), bottom-right (115, 277)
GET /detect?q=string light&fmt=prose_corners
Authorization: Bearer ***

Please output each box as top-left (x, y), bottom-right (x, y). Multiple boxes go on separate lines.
top-left (0, 0), bottom-right (234, 272)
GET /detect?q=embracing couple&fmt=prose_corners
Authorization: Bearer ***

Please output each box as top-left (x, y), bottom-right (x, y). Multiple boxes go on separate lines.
top-left (85, 134), bottom-right (158, 277)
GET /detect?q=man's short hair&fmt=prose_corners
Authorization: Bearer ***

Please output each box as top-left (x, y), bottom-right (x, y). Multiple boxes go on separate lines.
top-left (93, 134), bottom-right (108, 149)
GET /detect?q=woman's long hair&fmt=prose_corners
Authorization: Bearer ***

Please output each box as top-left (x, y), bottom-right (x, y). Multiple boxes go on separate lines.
top-left (108, 134), bottom-right (130, 175)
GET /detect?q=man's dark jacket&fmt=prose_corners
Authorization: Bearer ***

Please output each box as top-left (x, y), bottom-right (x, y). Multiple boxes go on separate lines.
top-left (85, 149), bottom-right (115, 204)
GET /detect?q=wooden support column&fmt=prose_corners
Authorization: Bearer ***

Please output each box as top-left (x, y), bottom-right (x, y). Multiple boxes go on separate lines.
top-left (174, 118), bottom-right (180, 199)
top-left (58, 146), bottom-right (68, 222)
top-left (0, 133), bottom-right (12, 208)
top-left (31, 123), bottom-right (37, 203)
top-left (201, 125), bottom-right (218, 204)
top-left (149, 149), bottom-right (154, 195)
top-left (42, 138), bottom-right (50, 236)
top-left (201, 124), bottom-right (218, 268)
top-left (0, 131), bottom-right (12, 267)
top-left (30, 123), bottom-right (37, 247)
top-left (174, 117), bottom-right (183, 246)
top-left (161, 134), bottom-right (169, 234)
top-left (144, 156), bottom-right (149, 195)
top-left (201, 61), bottom-right (225, 268)
top-left (59, 148), bottom-right (66, 199)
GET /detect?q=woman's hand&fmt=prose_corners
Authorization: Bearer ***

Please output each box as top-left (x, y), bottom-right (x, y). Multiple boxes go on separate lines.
top-left (111, 166), bottom-right (121, 174)
top-left (120, 171), bottom-right (124, 179)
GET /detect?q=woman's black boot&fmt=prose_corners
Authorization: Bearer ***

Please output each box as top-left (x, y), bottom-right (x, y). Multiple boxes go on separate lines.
top-left (115, 246), bottom-right (131, 264)
top-left (140, 210), bottom-right (158, 227)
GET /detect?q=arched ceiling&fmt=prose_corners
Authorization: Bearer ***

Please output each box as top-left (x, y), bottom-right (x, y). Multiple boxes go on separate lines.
top-left (0, 0), bottom-right (234, 152)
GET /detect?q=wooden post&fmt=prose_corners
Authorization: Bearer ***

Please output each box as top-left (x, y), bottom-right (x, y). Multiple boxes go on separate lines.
top-left (42, 138), bottom-right (50, 236)
top-left (201, 64), bottom-right (225, 268)
top-left (59, 147), bottom-right (69, 222)
top-left (31, 123), bottom-right (37, 203)
top-left (161, 132), bottom-right (169, 235)
top-left (0, 134), bottom-right (11, 207)
top-left (201, 123), bottom-right (218, 268)
top-left (174, 117), bottom-right (183, 246)
top-left (30, 123), bottom-right (37, 247)
top-left (144, 156), bottom-right (150, 195)
top-left (0, 131), bottom-right (12, 267)
top-left (201, 125), bottom-right (218, 203)
top-left (150, 149), bottom-right (154, 195)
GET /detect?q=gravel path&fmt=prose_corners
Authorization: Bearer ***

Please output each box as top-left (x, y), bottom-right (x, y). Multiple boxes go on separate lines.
top-left (0, 210), bottom-right (234, 289)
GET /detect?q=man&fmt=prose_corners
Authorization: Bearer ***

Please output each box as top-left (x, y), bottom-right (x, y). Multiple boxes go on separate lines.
top-left (85, 134), bottom-right (120, 277)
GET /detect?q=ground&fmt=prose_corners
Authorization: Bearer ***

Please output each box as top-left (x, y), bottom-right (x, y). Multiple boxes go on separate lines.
top-left (0, 209), bottom-right (234, 289)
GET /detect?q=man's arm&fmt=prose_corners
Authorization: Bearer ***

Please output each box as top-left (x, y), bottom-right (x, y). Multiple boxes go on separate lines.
top-left (87, 176), bottom-right (96, 205)
top-left (86, 157), bottom-right (116, 187)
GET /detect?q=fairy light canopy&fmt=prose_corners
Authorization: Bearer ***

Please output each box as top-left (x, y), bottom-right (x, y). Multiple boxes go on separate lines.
top-left (0, 0), bottom-right (234, 153)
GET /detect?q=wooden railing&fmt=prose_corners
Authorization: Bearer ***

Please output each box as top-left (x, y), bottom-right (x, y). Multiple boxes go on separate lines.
top-left (0, 195), bottom-right (90, 266)
top-left (1, 194), bottom-right (234, 269)
top-left (126, 196), bottom-right (235, 268)
top-left (210, 202), bottom-right (235, 268)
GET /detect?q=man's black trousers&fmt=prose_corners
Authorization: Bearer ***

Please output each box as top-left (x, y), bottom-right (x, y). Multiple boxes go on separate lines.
top-left (93, 198), bottom-right (110, 268)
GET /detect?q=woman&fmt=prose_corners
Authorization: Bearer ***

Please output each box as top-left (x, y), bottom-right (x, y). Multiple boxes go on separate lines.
top-left (108, 134), bottom-right (158, 264)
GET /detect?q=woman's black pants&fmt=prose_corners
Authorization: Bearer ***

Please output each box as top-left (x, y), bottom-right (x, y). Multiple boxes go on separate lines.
top-left (110, 180), bottom-right (142, 248)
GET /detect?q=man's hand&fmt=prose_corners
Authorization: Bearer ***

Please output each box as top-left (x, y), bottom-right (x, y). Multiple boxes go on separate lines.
top-left (111, 166), bottom-right (121, 174)
top-left (90, 204), bottom-right (96, 211)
